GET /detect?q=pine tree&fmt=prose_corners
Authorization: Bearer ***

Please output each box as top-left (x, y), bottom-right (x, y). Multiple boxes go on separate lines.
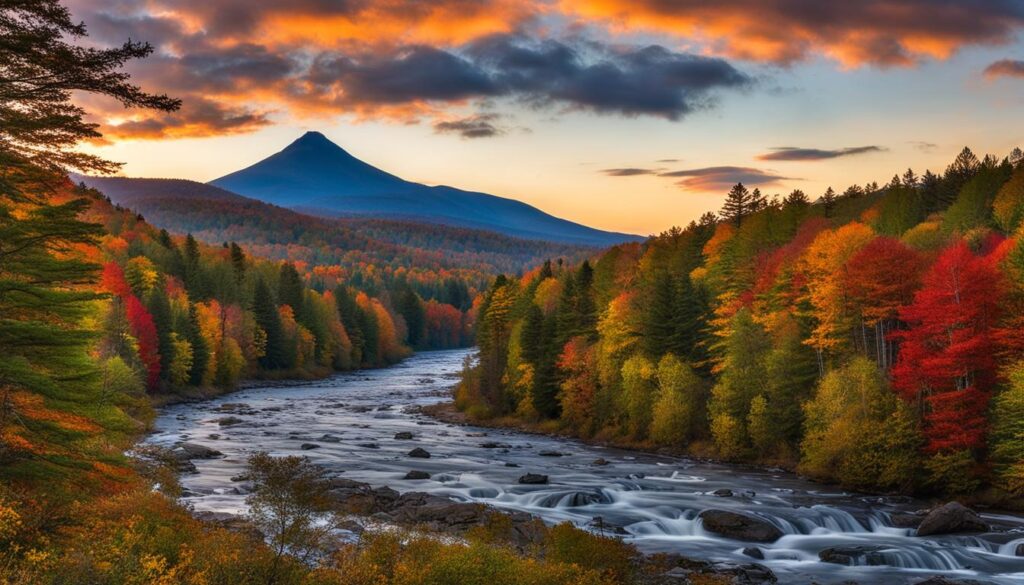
top-left (230, 242), bottom-right (246, 283)
top-left (185, 303), bottom-right (209, 386)
top-left (820, 187), bottom-right (837, 218)
top-left (254, 279), bottom-right (288, 370)
top-left (333, 285), bottom-right (365, 365)
top-left (146, 282), bottom-right (174, 382)
top-left (720, 183), bottom-right (752, 227)
top-left (278, 262), bottom-right (305, 317)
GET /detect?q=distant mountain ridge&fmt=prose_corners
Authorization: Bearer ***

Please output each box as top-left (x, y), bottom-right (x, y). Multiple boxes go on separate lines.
top-left (210, 131), bottom-right (642, 247)
top-left (74, 175), bottom-right (597, 278)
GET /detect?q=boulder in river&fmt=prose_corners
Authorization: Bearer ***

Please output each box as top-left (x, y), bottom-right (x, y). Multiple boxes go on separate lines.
top-left (538, 450), bottom-right (564, 457)
top-left (592, 458), bottom-right (609, 466)
top-left (172, 442), bottom-right (222, 460)
top-left (518, 473), bottom-right (548, 485)
top-left (404, 470), bottom-right (430, 480)
top-left (216, 416), bottom-right (244, 426)
top-left (712, 488), bottom-right (734, 497)
top-left (916, 502), bottom-right (988, 536)
top-left (698, 509), bottom-right (783, 543)
top-left (300, 443), bottom-right (320, 450)
top-left (408, 447), bottom-right (431, 458)
top-left (818, 545), bottom-right (888, 566)
top-left (394, 431), bottom-right (414, 440)
top-left (741, 547), bottom-right (764, 560)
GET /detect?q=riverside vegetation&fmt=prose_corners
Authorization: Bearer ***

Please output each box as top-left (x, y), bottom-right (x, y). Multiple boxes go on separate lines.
top-left (0, 2), bottom-right (666, 584)
top-left (460, 148), bottom-right (1024, 506)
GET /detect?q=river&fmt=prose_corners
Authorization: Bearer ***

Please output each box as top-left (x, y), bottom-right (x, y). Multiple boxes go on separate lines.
top-left (146, 349), bottom-right (1024, 584)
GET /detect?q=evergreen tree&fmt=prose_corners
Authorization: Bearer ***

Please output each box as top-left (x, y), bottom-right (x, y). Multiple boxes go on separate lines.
top-left (253, 279), bottom-right (288, 370)
top-left (278, 262), bottom-right (305, 317)
top-left (146, 282), bottom-right (174, 382)
top-left (333, 285), bottom-right (365, 365)
top-left (185, 303), bottom-right (209, 386)
top-left (720, 183), bottom-right (752, 227)
top-left (230, 242), bottom-right (246, 283)
top-left (820, 187), bottom-right (837, 218)
top-left (939, 147), bottom-right (981, 209)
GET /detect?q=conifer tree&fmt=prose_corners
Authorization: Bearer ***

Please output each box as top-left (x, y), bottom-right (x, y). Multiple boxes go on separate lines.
top-left (254, 279), bottom-right (288, 370)
top-left (720, 183), bottom-right (751, 227)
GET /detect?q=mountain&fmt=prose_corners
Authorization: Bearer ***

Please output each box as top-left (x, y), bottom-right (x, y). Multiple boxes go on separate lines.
top-left (75, 175), bottom-right (597, 280)
top-left (210, 131), bottom-right (642, 247)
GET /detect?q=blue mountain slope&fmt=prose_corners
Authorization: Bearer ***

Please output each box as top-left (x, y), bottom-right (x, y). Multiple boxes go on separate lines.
top-left (210, 132), bottom-right (642, 247)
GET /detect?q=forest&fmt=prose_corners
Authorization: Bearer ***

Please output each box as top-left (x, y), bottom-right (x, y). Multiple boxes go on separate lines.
top-left (461, 147), bottom-right (1024, 502)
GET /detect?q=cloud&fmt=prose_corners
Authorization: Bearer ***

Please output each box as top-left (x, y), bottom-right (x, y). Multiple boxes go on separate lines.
top-left (67, 0), bottom-right (1024, 141)
top-left (95, 97), bottom-right (273, 140)
top-left (909, 140), bottom-right (938, 152)
top-left (304, 36), bottom-right (752, 120)
top-left (757, 145), bottom-right (884, 161)
top-left (561, 0), bottom-right (1024, 67)
top-left (433, 113), bottom-right (505, 138)
top-left (68, 0), bottom-right (756, 139)
top-left (659, 166), bottom-right (794, 191)
top-left (601, 168), bottom-right (658, 176)
top-left (984, 59), bottom-right (1024, 78)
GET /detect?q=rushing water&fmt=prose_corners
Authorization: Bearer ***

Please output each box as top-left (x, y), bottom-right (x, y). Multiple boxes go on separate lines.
top-left (147, 349), bottom-right (1024, 584)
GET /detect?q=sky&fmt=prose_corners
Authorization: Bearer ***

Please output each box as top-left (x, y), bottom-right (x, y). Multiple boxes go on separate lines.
top-left (71, 0), bottom-right (1024, 236)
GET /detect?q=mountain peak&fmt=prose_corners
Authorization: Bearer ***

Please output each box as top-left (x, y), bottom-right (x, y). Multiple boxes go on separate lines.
top-left (290, 130), bottom-right (337, 149)
top-left (210, 134), bottom-right (643, 247)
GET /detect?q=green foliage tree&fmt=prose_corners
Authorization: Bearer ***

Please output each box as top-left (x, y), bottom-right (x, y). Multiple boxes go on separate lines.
top-left (800, 358), bottom-right (920, 491)
top-left (621, 354), bottom-right (656, 439)
top-left (990, 361), bottom-right (1024, 496)
top-left (246, 452), bottom-right (336, 581)
top-left (649, 354), bottom-right (702, 446)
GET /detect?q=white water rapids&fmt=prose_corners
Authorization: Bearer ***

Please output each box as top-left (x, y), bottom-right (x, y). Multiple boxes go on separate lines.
top-left (146, 349), bottom-right (1024, 584)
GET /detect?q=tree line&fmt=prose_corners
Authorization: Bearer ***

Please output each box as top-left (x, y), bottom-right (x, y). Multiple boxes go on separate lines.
top-left (462, 146), bottom-right (1024, 499)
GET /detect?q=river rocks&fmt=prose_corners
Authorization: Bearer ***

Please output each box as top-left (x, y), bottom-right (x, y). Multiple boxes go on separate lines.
top-left (518, 473), bottom-right (549, 485)
top-left (911, 578), bottom-right (987, 585)
top-left (319, 434), bottom-right (342, 443)
top-left (357, 442), bottom-right (380, 449)
top-left (172, 442), bottom-right (222, 460)
top-left (480, 441), bottom-right (511, 449)
top-left (889, 512), bottom-right (924, 529)
top-left (300, 443), bottom-right (320, 450)
top-left (698, 509), bottom-right (783, 543)
top-left (916, 502), bottom-right (989, 536)
top-left (712, 488), bottom-right (734, 497)
top-left (656, 556), bottom-right (777, 585)
top-left (818, 545), bottom-right (888, 566)
top-left (592, 458), bottom-right (609, 466)
top-left (538, 450), bottom-right (564, 457)
top-left (216, 416), bottom-right (244, 426)
top-left (404, 470), bottom-right (430, 480)
top-left (741, 547), bottom-right (764, 560)
top-left (393, 431), bottom-right (414, 440)
top-left (1016, 543), bottom-right (1024, 556)
top-left (408, 447), bottom-right (431, 458)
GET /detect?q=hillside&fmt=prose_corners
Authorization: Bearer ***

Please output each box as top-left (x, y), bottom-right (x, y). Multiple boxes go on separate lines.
top-left (462, 147), bottom-right (1024, 504)
top-left (210, 131), bottom-right (642, 247)
top-left (77, 175), bottom-right (597, 296)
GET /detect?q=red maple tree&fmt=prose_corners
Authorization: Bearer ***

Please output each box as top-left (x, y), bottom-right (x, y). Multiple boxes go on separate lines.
top-left (890, 241), bottom-right (1003, 453)
top-left (102, 262), bottom-right (162, 389)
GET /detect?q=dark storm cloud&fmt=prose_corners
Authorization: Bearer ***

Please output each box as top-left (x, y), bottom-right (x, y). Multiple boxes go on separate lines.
top-left (309, 46), bottom-right (501, 104)
top-left (757, 146), bottom-right (885, 161)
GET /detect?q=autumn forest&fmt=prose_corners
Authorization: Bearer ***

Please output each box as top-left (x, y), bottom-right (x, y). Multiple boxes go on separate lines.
top-left (5, 0), bottom-right (1024, 584)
